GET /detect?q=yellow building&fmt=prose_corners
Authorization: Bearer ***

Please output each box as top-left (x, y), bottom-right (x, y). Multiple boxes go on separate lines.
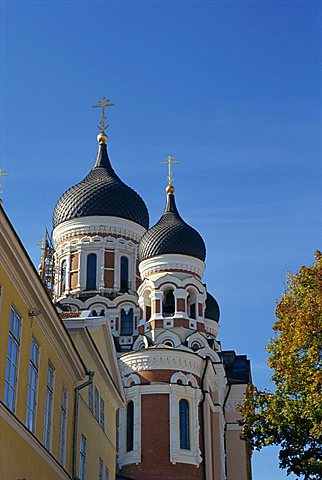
top-left (0, 204), bottom-right (124, 480)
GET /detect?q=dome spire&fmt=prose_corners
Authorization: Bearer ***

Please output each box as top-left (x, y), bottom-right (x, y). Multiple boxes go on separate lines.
top-left (92, 96), bottom-right (115, 144)
top-left (161, 155), bottom-right (179, 195)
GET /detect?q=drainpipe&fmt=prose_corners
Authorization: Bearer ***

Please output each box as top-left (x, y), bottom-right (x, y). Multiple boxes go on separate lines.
top-left (73, 371), bottom-right (95, 480)
top-left (201, 356), bottom-right (211, 480)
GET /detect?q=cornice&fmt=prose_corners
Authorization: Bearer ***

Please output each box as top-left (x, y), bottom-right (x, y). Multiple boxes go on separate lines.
top-left (119, 348), bottom-right (204, 378)
top-left (53, 216), bottom-right (146, 245)
top-left (139, 254), bottom-right (205, 279)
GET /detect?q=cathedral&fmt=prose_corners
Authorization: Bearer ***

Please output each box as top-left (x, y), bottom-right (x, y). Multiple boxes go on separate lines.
top-left (52, 101), bottom-right (252, 480)
top-left (0, 100), bottom-right (251, 480)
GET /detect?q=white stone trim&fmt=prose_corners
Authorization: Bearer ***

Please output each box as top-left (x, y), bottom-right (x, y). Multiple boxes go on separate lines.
top-left (139, 254), bottom-right (205, 279)
top-left (119, 349), bottom-right (204, 378)
top-left (118, 388), bottom-right (141, 467)
top-left (169, 384), bottom-right (202, 466)
top-left (53, 216), bottom-right (146, 245)
top-left (0, 402), bottom-right (70, 479)
top-left (155, 330), bottom-right (182, 348)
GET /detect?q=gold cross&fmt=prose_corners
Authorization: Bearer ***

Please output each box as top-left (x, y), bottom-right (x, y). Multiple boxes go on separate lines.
top-left (92, 97), bottom-right (115, 132)
top-left (0, 169), bottom-right (8, 199)
top-left (161, 155), bottom-right (179, 187)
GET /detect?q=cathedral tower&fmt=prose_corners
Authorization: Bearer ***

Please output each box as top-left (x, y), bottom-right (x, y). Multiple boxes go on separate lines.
top-left (52, 103), bottom-right (252, 480)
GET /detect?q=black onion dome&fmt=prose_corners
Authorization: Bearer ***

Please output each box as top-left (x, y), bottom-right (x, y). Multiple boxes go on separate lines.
top-left (53, 142), bottom-right (149, 229)
top-left (205, 292), bottom-right (220, 323)
top-left (138, 191), bottom-right (206, 262)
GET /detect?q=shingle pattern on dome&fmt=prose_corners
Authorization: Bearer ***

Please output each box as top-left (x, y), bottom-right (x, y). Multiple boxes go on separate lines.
top-left (138, 192), bottom-right (206, 262)
top-left (205, 292), bottom-right (220, 323)
top-left (53, 143), bottom-right (149, 229)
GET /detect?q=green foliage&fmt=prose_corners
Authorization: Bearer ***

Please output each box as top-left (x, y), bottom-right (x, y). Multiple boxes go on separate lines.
top-left (240, 252), bottom-right (322, 479)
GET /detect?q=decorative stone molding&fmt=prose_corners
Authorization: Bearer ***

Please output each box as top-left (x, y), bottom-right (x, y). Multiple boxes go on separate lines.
top-left (169, 384), bottom-right (203, 466)
top-left (139, 254), bottom-right (205, 280)
top-left (124, 373), bottom-right (141, 387)
top-left (118, 388), bottom-right (141, 466)
top-left (155, 330), bottom-right (182, 348)
top-left (53, 216), bottom-right (146, 245)
top-left (119, 349), bottom-right (204, 378)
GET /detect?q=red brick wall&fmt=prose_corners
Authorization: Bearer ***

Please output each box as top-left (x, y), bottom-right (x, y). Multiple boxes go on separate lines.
top-left (121, 394), bottom-right (203, 480)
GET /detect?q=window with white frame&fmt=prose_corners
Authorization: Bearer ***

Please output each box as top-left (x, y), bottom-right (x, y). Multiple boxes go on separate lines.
top-left (59, 386), bottom-right (68, 466)
top-left (26, 338), bottom-right (40, 433)
top-left (120, 308), bottom-right (134, 336)
top-left (120, 256), bottom-right (129, 291)
top-left (98, 457), bottom-right (103, 480)
top-left (4, 308), bottom-right (21, 412)
top-left (94, 386), bottom-right (99, 421)
top-left (86, 253), bottom-right (97, 290)
top-left (100, 397), bottom-right (105, 431)
top-left (179, 399), bottom-right (190, 450)
top-left (79, 435), bottom-right (87, 480)
top-left (43, 363), bottom-right (55, 449)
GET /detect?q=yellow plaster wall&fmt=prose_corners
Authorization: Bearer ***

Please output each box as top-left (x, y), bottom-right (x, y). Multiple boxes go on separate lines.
top-left (71, 332), bottom-right (118, 477)
top-left (0, 264), bottom-right (76, 475)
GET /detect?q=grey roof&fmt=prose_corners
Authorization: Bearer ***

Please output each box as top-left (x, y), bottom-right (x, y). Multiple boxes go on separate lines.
top-left (205, 292), bottom-right (220, 322)
top-left (138, 192), bottom-right (206, 262)
top-left (52, 143), bottom-right (149, 229)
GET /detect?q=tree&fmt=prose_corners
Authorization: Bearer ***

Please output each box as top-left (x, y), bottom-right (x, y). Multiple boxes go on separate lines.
top-left (240, 251), bottom-right (322, 479)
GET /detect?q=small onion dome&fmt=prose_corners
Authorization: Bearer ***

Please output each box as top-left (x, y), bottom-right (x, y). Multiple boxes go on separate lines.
top-left (205, 292), bottom-right (220, 323)
top-left (53, 134), bottom-right (149, 229)
top-left (138, 187), bottom-right (206, 262)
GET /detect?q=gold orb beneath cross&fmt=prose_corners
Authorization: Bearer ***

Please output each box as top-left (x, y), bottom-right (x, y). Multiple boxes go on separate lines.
top-left (97, 132), bottom-right (108, 144)
top-left (166, 185), bottom-right (175, 194)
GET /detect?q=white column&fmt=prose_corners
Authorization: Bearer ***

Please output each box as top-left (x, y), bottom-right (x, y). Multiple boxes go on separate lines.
top-left (114, 247), bottom-right (120, 290)
top-left (98, 246), bottom-right (105, 289)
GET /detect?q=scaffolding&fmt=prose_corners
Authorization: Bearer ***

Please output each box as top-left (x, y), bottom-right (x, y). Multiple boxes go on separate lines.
top-left (38, 228), bottom-right (55, 297)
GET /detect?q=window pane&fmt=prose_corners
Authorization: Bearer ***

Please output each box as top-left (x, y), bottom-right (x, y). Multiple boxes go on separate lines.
top-left (120, 309), bottom-right (133, 336)
top-left (4, 309), bottom-right (21, 413)
top-left (26, 338), bottom-right (39, 433)
top-left (86, 254), bottom-right (97, 290)
top-left (126, 401), bottom-right (134, 452)
top-left (179, 399), bottom-right (190, 450)
top-left (120, 256), bottom-right (129, 291)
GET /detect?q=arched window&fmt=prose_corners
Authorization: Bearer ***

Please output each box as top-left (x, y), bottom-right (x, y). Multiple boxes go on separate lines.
top-left (60, 260), bottom-right (67, 293)
top-left (120, 309), bottom-right (134, 336)
top-left (163, 289), bottom-right (175, 316)
top-left (187, 289), bottom-right (197, 319)
top-left (126, 401), bottom-right (134, 452)
top-left (120, 256), bottom-right (129, 292)
top-left (179, 399), bottom-right (190, 450)
top-left (86, 253), bottom-right (97, 290)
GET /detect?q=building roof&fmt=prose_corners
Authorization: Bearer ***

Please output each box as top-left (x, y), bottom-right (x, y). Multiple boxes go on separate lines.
top-left (205, 292), bottom-right (220, 322)
top-left (52, 140), bottom-right (149, 230)
top-left (138, 190), bottom-right (206, 262)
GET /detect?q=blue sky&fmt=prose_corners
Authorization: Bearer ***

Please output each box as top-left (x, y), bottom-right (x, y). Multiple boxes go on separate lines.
top-left (0, 1), bottom-right (320, 478)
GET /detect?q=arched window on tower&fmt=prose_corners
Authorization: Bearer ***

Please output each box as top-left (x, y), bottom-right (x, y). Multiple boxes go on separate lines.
top-left (86, 253), bottom-right (97, 290)
top-left (179, 399), bottom-right (190, 450)
top-left (163, 289), bottom-right (175, 317)
top-left (126, 401), bottom-right (134, 452)
top-left (120, 256), bottom-right (129, 292)
top-left (120, 308), bottom-right (134, 336)
top-left (187, 289), bottom-right (197, 319)
top-left (60, 260), bottom-right (67, 294)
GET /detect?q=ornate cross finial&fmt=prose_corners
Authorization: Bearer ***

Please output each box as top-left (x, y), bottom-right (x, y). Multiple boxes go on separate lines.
top-left (161, 155), bottom-right (179, 188)
top-left (92, 96), bottom-right (115, 133)
top-left (0, 169), bottom-right (8, 204)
